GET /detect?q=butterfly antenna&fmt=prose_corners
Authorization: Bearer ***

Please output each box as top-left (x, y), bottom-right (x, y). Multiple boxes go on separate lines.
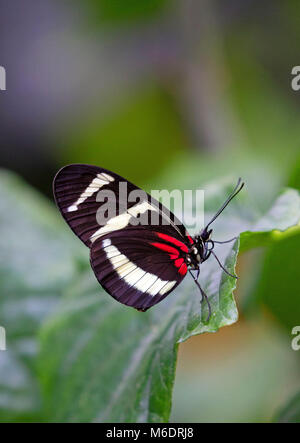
top-left (204, 178), bottom-right (244, 231)
top-left (213, 237), bottom-right (237, 244)
top-left (189, 270), bottom-right (211, 322)
top-left (211, 250), bottom-right (238, 279)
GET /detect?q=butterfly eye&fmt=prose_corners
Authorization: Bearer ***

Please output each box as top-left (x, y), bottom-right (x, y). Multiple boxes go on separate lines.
top-left (192, 247), bottom-right (198, 254)
top-left (186, 256), bottom-right (191, 264)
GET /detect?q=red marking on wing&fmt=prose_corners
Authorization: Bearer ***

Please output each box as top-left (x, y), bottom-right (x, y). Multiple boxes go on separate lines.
top-left (187, 234), bottom-right (194, 245)
top-left (151, 240), bottom-right (188, 275)
top-left (178, 263), bottom-right (187, 275)
top-left (151, 242), bottom-right (179, 257)
top-left (174, 258), bottom-right (184, 268)
top-left (155, 232), bottom-right (189, 253)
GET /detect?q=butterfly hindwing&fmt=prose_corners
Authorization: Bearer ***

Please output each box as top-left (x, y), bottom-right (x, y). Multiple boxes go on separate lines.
top-left (90, 228), bottom-right (188, 310)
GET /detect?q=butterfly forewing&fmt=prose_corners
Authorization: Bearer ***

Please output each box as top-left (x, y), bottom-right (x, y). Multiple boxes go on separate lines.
top-left (53, 164), bottom-right (193, 310)
top-left (54, 164), bottom-right (138, 247)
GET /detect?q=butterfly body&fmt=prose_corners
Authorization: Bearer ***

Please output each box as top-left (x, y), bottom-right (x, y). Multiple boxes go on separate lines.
top-left (53, 164), bottom-right (243, 316)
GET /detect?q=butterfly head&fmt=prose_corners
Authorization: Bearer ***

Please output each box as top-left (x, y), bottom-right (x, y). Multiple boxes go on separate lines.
top-left (188, 229), bottom-right (214, 267)
top-left (200, 228), bottom-right (213, 243)
top-left (188, 178), bottom-right (244, 268)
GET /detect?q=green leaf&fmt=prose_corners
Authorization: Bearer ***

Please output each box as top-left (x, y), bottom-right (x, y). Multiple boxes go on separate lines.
top-left (250, 226), bottom-right (300, 331)
top-left (249, 155), bottom-right (300, 329)
top-left (0, 170), bottom-right (84, 421)
top-left (1, 168), bottom-right (299, 422)
top-left (240, 188), bottom-right (300, 252)
top-left (274, 390), bottom-right (300, 423)
top-left (39, 242), bottom-right (239, 423)
top-left (38, 179), bottom-right (300, 422)
top-left (242, 156), bottom-right (300, 329)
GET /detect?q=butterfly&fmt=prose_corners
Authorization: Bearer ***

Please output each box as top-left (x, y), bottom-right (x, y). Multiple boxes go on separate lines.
top-left (53, 164), bottom-right (244, 320)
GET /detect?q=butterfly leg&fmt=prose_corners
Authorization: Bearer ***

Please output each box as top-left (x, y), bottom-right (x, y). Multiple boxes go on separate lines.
top-left (198, 284), bottom-right (212, 323)
top-left (211, 251), bottom-right (238, 279)
top-left (189, 269), bottom-right (211, 322)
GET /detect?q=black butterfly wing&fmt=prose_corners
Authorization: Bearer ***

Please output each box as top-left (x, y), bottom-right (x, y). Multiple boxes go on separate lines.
top-left (53, 164), bottom-right (189, 247)
top-left (53, 164), bottom-right (194, 310)
top-left (90, 227), bottom-right (189, 310)
top-left (54, 164), bottom-right (135, 247)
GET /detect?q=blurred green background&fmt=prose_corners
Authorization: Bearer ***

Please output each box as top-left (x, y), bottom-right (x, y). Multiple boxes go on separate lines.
top-left (1, 0), bottom-right (300, 422)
